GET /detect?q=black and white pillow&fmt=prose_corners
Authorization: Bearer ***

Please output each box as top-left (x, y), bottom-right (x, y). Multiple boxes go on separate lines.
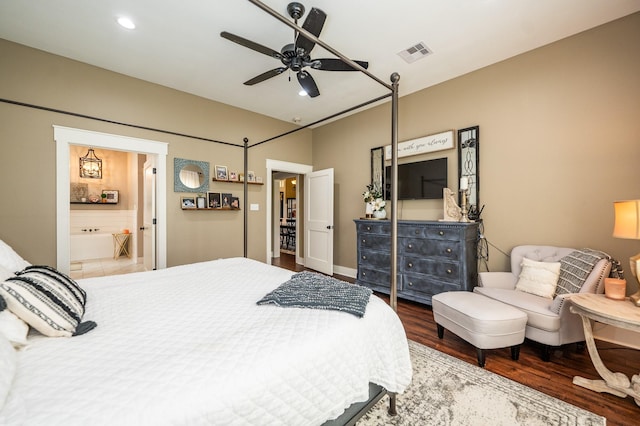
top-left (0, 265), bottom-right (95, 337)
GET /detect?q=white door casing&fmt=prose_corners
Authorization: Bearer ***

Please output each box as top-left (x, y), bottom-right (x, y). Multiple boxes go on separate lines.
top-left (265, 160), bottom-right (312, 265)
top-left (143, 159), bottom-right (156, 270)
top-left (54, 126), bottom-right (168, 274)
top-left (304, 168), bottom-right (334, 275)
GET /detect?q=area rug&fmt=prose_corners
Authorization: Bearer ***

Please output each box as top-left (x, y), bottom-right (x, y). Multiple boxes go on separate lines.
top-left (358, 340), bottom-right (605, 426)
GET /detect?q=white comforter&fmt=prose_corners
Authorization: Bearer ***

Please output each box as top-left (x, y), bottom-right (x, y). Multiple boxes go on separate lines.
top-left (2, 258), bottom-right (412, 425)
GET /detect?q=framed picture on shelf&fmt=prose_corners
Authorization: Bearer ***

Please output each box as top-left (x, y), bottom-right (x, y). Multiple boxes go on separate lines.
top-left (239, 173), bottom-right (244, 182)
top-left (208, 192), bottom-right (221, 208)
top-left (215, 165), bottom-right (228, 181)
top-left (231, 197), bottom-right (240, 209)
top-left (247, 171), bottom-right (256, 182)
top-left (229, 171), bottom-right (238, 181)
top-left (102, 190), bottom-right (119, 204)
top-left (221, 193), bottom-right (232, 208)
top-left (196, 196), bottom-right (206, 209)
top-left (181, 196), bottom-right (196, 209)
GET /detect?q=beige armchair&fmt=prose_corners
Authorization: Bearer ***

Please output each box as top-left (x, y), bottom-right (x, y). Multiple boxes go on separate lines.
top-left (475, 245), bottom-right (612, 361)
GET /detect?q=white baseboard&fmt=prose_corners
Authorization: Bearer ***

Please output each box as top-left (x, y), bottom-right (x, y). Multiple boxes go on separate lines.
top-left (334, 265), bottom-right (356, 279)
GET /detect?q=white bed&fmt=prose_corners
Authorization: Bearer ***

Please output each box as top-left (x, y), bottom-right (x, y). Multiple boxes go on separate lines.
top-left (0, 257), bottom-right (412, 425)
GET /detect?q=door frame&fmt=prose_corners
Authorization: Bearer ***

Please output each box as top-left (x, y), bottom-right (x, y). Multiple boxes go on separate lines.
top-left (265, 159), bottom-right (312, 265)
top-left (54, 126), bottom-right (168, 274)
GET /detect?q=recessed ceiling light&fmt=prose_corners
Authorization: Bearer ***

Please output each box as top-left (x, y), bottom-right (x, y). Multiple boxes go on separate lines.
top-left (117, 17), bottom-right (136, 30)
top-left (298, 90), bottom-right (307, 97)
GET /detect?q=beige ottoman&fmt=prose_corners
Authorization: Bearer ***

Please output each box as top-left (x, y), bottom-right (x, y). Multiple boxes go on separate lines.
top-left (432, 291), bottom-right (528, 367)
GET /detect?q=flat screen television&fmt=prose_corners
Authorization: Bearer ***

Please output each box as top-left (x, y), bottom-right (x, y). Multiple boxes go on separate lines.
top-left (385, 158), bottom-right (447, 200)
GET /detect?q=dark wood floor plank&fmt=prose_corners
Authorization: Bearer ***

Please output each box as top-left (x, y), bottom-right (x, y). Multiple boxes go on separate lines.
top-left (271, 254), bottom-right (640, 425)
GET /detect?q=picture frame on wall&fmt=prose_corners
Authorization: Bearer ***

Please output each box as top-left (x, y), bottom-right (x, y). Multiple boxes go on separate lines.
top-left (247, 171), bottom-right (256, 182)
top-left (181, 196), bottom-right (196, 209)
top-left (208, 192), bottom-right (221, 208)
top-left (196, 196), bottom-right (206, 209)
top-left (231, 197), bottom-right (240, 209)
top-left (215, 165), bottom-right (228, 181)
top-left (221, 193), bottom-right (232, 208)
top-left (102, 190), bottom-right (119, 204)
top-left (229, 171), bottom-right (238, 181)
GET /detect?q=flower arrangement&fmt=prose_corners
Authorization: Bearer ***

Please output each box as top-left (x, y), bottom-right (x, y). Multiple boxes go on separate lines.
top-left (363, 184), bottom-right (386, 212)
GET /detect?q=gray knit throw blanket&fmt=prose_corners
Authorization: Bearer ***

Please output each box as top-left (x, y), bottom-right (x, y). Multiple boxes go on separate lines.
top-left (257, 271), bottom-right (373, 318)
top-left (555, 248), bottom-right (611, 296)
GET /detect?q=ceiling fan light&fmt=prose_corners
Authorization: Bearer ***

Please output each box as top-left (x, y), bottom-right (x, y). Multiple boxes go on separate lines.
top-left (298, 90), bottom-right (308, 96)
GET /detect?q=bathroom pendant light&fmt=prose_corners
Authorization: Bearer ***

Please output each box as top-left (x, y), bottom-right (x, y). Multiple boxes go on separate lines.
top-left (79, 148), bottom-right (102, 179)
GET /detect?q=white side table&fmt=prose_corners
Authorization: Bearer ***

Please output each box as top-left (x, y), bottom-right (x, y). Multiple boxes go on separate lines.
top-left (570, 293), bottom-right (640, 406)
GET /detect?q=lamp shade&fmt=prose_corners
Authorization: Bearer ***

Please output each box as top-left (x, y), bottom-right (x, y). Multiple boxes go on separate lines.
top-left (613, 200), bottom-right (640, 240)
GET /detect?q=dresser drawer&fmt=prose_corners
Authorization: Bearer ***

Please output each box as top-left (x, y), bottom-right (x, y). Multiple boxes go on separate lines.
top-left (402, 238), bottom-right (460, 259)
top-left (357, 267), bottom-right (395, 290)
top-left (358, 250), bottom-right (390, 269)
top-left (357, 222), bottom-right (390, 235)
top-left (422, 227), bottom-right (463, 241)
top-left (358, 233), bottom-right (391, 251)
top-left (400, 258), bottom-right (460, 282)
top-left (402, 275), bottom-right (463, 298)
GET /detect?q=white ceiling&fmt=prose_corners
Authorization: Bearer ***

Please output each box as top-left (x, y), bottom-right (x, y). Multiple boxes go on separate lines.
top-left (1, 0), bottom-right (639, 126)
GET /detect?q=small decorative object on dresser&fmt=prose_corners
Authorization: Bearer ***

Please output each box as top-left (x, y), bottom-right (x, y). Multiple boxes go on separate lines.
top-left (442, 188), bottom-right (462, 221)
top-left (354, 219), bottom-right (479, 305)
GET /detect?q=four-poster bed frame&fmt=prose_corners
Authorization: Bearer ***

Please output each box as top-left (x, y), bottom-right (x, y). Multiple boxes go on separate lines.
top-left (0, 1), bottom-right (406, 421)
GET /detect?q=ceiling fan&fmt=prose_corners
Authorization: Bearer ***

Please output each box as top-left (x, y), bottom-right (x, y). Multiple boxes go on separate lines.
top-left (220, 2), bottom-right (368, 98)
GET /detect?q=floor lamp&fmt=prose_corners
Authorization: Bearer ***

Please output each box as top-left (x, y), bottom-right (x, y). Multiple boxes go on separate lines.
top-left (613, 200), bottom-right (640, 306)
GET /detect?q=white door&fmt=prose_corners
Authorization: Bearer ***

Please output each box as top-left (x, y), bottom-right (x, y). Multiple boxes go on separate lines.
top-left (304, 168), bottom-right (334, 274)
top-left (143, 159), bottom-right (156, 271)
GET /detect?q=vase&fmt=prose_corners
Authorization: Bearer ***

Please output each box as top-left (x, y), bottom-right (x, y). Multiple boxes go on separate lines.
top-left (365, 202), bottom-right (373, 218)
top-left (373, 209), bottom-right (386, 219)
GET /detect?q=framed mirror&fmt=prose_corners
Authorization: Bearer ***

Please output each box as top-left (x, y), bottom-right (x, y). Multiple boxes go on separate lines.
top-left (370, 146), bottom-right (384, 194)
top-left (457, 126), bottom-right (480, 218)
top-left (174, 158), bottom-right (209, 193)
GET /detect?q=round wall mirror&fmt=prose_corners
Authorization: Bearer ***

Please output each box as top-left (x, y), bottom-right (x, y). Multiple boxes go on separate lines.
top-left (174, 158), bottom-right (209, 193)
top-left (179, 164), bottom-right (205, 189)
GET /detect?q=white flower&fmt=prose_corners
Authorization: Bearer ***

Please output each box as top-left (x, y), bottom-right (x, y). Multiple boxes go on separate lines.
top-left (373, 198), bottom-right (386, 211)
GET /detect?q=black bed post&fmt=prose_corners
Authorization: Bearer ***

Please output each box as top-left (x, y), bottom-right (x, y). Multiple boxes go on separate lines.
top-left (243, 137), bottom-right (249, 258)
top-left (390, 73), bottom-right (400, 313)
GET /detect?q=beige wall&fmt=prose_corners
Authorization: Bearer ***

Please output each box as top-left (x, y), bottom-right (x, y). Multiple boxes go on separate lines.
top-left (0, 38), bottom-right (312, 267)
top-left (313, 13), bottom-right (640, 294)
top-left (1, 13), bottom-right (639, 297)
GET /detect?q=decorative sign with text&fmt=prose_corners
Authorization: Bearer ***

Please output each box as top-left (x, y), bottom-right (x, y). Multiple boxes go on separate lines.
top-left (384, 130), bottom-right (454, 159)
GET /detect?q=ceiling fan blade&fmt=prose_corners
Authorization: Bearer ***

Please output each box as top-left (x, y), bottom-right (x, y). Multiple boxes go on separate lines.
top-left (244, 67), bottom-right (287, 86)
top-left (220, 31), bottom-right (282, 59)
top-left (297, 70), bottom-right (320, 98)
top-left (312, 59), bottom-right (369, 71)
top-left (295, 7), bottom-right (326, 54)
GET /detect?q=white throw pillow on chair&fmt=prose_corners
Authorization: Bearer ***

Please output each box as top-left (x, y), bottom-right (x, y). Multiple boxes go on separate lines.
top-left (515, 257), bottom-right (561, 299)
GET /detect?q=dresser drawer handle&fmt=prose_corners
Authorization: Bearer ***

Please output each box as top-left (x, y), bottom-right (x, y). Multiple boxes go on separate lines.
top-left (362, 272), bottom-right (366, 277)
top-left (407, 244), bottom-right (413, 249)
top-left (366, 226), bottom-right (371, 231)
top-left (408, 282), bottom-right (413, 286)
top-left (362, 255), bottom-right (367, 260)
top-left (446, 269), bottom-right (452, 274)
top-left (407, 262), bottom-right (413, 268)
top-left (362, 239), bottom-right (366, 243)
top-left (446, 248), bottom-right (452, 253)
top-left (415, 229), bottom-right (420, 234)
top-left (439, 231), bottom-right (444, 236)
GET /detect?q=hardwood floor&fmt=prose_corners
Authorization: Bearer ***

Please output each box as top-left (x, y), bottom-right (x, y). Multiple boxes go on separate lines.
top-left (272, 254), bottom-right (640, 426)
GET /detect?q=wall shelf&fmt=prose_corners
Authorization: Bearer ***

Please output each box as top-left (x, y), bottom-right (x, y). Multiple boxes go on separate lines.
top-left (70, 202), bottom-right (118, 205)
top-left (212, 178), bottom-right (263, 185)
top-left (181, 207), bottom-right (241, 211)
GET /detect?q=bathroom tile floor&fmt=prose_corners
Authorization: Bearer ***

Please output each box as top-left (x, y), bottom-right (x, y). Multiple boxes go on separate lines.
top-left (69, 257), bottom-right (147, 280)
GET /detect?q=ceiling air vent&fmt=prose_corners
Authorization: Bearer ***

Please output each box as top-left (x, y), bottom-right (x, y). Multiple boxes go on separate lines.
top-left (397, 42), bottom-right (432, 64)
